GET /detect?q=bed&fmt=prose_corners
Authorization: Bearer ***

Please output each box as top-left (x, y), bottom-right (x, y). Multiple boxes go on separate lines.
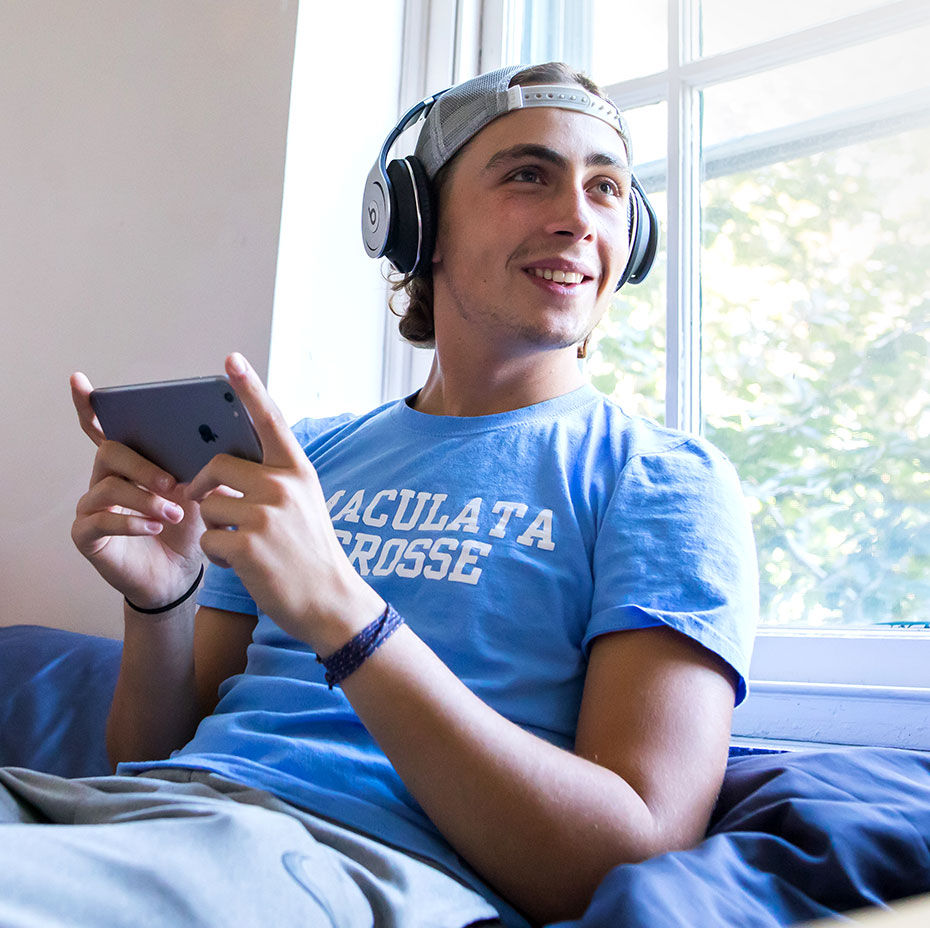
top-left (2, 623), bottom-right (928, 926)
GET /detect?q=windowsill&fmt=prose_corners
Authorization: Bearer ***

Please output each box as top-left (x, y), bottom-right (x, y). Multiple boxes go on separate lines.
top-left (749, 627), bottom-right (930, 686)
top-left (731, 736), bottom-right (876, 753)
top-left (734, 630), bottom-right (930, 749)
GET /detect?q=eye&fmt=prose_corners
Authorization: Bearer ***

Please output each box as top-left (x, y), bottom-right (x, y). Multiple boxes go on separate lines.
top-left (509, 166), bottom-right (544, 184)
top-left (592, 177), bottom-right (623, 198)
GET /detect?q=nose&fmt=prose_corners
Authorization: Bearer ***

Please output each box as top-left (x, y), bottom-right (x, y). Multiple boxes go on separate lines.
top-left (544, 181), bottom-right (595, 241)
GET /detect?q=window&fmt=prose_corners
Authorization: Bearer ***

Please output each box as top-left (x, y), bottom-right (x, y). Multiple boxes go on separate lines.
top-left (479, 0), bottom-right (930, 747)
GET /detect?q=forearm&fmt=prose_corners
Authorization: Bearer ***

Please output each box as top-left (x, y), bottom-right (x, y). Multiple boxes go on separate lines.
top-left (106, 598), bottom-right (201, 770)
top-left (341, 626), bottom-right (661, 924)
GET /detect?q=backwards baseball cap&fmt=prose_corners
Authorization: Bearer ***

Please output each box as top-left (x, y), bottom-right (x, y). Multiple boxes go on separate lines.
top-left (413, 64), bottom-right (633, 180)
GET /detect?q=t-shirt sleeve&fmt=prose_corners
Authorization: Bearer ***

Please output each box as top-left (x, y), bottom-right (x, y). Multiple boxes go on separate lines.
top-left (197, 562), bottom-right (258, 616)
top-left (586, 436), bottom-right (759, 705)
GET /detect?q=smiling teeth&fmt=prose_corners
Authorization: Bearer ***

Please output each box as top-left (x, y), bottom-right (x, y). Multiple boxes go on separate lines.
top-left (530, 268), bottom-right (585, 284)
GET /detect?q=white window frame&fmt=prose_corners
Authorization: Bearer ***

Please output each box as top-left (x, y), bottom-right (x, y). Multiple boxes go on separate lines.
top-left (381, 0), bottom-right (488, 403)
top-left (392, 0), bottom-right (930, 748)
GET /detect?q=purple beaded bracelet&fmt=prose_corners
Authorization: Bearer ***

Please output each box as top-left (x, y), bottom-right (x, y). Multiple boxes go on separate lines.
top-left (316, 603), bottom-right (404, 689)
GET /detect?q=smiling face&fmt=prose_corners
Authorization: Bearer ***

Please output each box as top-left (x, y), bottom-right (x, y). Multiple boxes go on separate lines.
top-left (430, 102), bottom-right (632, 362)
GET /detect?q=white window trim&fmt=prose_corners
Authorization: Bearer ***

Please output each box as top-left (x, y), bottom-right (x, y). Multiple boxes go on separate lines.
top-left (381, 0), bottom-right (490, 405)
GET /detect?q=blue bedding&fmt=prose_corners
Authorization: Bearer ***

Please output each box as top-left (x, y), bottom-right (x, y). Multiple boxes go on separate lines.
top-left (2, 624), bottom-right (928, 926)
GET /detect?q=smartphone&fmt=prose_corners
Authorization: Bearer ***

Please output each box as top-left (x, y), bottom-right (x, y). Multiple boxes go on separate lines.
top-left (90, 375), bottom-right (263, 482)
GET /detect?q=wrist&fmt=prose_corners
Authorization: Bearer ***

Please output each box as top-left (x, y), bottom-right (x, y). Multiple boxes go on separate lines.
top-left (124, 565), bottom-right (204, 616)
top-left (316, 603), bottom-right (404, 689)
top-left (311, 579), bottom-right (387, 658)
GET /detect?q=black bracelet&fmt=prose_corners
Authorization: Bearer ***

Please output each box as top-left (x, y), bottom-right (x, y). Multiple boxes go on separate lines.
top-left (124, 564), bottom-right (205, 615)
top-left (316, 603), bottom-right (404, 689)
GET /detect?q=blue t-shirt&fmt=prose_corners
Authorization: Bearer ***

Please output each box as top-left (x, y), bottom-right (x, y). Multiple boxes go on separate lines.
top-left (120, 384), bottom-right (758, 919)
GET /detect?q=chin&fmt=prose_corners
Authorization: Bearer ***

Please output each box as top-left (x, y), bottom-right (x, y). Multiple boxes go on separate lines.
top-left (536, 315), bottom-right (599, 350)
top-left (518, 327), bottom-right (591, 354)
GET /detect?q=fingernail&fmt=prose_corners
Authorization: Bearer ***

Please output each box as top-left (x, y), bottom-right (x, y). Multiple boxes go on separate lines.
top-left (157, 475), bottom-right (175, 492)
top-left (165, 503), bottom-right (184, 522)
top-left (144, 521), bottom-right (163, 534)
top-left (229, 353), bottom-right (247, 375)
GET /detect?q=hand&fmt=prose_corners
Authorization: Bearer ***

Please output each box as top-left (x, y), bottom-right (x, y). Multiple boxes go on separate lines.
top-left (70, 372), bottom-right (205, 609)
top-left (188, 354), bottom-right (384, 651)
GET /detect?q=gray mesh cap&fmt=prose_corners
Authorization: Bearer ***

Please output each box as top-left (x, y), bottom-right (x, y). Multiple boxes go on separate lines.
top-left (413, 64), bottom-right (633, 179)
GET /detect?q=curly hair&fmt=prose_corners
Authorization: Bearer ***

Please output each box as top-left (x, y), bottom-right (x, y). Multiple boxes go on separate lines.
top-left (388, 62), bottom-right (610, 349)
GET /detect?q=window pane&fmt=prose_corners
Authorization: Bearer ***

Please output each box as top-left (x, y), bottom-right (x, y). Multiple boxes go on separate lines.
top-left (517, 0), bottom-right (667, 84)
top-left (702, 26), bottom-right (930, 149)
top-left (589, 0), bottom-right (666, 84)
top-left (589, 103), bottom-right (667, 424)
top-left (701, 122), bottom-right (930, 629)
top-left (698, 0), bottom-right (897, 57)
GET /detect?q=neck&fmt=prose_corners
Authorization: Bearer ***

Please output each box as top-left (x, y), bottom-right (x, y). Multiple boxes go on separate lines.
top-left (413, 341), bottom-right (585, 417)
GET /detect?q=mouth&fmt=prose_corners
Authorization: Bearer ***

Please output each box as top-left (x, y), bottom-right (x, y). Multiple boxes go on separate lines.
top-left (522, 264), bottom-right (596, 290)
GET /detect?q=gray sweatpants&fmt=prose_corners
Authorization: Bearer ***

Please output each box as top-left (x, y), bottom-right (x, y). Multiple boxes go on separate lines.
top-left (0, 766), bottom-right (504, 928)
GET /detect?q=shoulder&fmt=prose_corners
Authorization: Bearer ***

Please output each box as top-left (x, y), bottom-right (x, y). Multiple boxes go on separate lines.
top-left (573, 389), bottom-right (739, 489)
top-left (289, 399), bottom-right (399, 456)
top-left (619, 427), bottom-right (741, 498)
top-left (583, 392), bottom-right (755, 587)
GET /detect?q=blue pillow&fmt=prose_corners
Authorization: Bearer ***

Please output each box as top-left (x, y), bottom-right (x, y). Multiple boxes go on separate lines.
top-left (0, 624), bottom-right (120, 777)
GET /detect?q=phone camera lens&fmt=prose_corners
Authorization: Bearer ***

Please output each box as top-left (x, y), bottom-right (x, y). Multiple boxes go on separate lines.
top-left (224, 391), bottom-right (234, 403)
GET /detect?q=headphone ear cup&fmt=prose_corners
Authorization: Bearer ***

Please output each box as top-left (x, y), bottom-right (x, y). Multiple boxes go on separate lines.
top-left (615, 179), bottom-right (659, 290)
top-left (383, 159), bottom-right (416, 274)
top-left (383, 157), bottom-right (435, 276)
top-left (405, 157), bottom-right (435, 277)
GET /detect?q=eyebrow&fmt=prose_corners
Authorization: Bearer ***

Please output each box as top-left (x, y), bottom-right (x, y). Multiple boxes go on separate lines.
top-left (483, 143), bottom-right (631, 177)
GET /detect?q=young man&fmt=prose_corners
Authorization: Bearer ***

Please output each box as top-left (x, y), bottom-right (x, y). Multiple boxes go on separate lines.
top-left (8, 64), bottom-right (756, 927)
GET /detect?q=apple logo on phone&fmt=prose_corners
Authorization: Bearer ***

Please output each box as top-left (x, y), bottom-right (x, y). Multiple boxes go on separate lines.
top-left (199, 424), bottom-right (219, 443)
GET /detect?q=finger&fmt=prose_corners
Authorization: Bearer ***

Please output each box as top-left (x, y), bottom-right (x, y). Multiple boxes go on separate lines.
top-left (90, 440), bottom-right (177, 496)
top-left (198, 489), bottom-right (249, 531)
top-left (77, 475), bottom-right (185, 525)
top-left (72, 509), bottom-right (165, 556)
top-left (199, 527), bottom-right (237, 571)
top-left (212, 485), bottom-right (245, 500)
top-left (225, 353), bottom-right (302, 470)
top-left (70, 372), bottom-right (106, 447)
top-left (186, 453), bottom-right (268, 504)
